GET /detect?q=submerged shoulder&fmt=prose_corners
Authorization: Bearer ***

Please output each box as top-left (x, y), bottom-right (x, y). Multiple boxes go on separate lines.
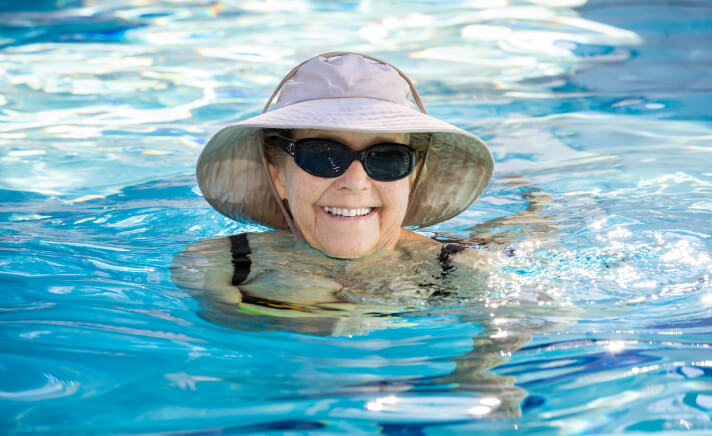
top-left (173, 236), bottom-right (231, 267)
top-left (170, 235), bottom-right (239, 302)
top-left (244, 230), bottom-right (296, 248)
top-left (410, 232), bottom-right (490, 270)
top-left (444, 244), bottom-right (490, 269)
top-left (174, 230), bottom-right (293, 258)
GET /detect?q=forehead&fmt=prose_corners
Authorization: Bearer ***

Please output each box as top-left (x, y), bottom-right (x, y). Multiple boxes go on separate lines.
top-left (294, 129), bottom-right (405, 148)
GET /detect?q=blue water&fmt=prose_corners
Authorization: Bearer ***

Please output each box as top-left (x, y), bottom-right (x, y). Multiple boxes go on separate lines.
top-left (2, 0), bottom-right (712, 434)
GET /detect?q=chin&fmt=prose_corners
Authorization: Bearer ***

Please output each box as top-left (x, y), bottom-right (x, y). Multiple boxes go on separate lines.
top-left (318, 238), bottom-right (379, 259)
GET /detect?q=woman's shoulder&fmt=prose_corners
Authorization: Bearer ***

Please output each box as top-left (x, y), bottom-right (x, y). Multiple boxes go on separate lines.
top-left (400, 230), bottom-right (490, 270)
top-left (176, 230), bottom-right (296, 256)
top-left (243, 230), bottom-right (297, 248)
top-left (169, 235), bottom-right (239, 302)
top-left (442, 243), bottom-right (490, 270)
top-left (396, 228), bottom-right (442, 253)
top-left (172, 236), bottom-right (232, 267)
top-left (399, 228), bottom-right (437, 243)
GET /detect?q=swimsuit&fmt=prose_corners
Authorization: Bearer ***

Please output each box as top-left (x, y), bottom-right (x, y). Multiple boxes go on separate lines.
top-left (229, 233), bottom-right (465, 287)
top-left (230, 233), bottom-right (252, 286)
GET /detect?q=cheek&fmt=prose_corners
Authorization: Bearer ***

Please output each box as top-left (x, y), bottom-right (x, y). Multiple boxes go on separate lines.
top-left (379, 180), bottom-right (411, 215)
top-left (285, 167), bottom-right (328, 211)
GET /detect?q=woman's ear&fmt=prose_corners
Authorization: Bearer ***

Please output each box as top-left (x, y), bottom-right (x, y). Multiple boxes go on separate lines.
top-left (268, 163), bottom-right (287, 200)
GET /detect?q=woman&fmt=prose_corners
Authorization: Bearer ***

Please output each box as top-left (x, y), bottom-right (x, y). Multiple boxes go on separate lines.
top-left (173, 51), bottom-right (496, 321)
top-left (171, 54), bottom-right (566, 417)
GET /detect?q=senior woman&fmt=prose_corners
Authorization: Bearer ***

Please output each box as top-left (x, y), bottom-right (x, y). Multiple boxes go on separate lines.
top-left (172, 52), bottom-right (494, 317)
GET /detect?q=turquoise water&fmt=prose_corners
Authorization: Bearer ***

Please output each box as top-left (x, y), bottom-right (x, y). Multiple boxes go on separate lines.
top-left (2, 0), bottom-right (712, 434)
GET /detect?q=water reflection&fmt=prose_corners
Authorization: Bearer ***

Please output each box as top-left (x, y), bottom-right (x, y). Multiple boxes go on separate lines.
top-left (2, 0), bottom-right (712, 433)
top-left (0, 0), bottom-right (651, 200)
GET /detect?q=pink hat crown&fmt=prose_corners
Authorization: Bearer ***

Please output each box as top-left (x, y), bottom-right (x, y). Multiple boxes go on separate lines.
top-left (273, 54), bottom-right (416, 110)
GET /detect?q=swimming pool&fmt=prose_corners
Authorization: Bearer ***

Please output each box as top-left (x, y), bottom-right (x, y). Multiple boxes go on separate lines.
top-left (1, 0), bottom-right (711, 433)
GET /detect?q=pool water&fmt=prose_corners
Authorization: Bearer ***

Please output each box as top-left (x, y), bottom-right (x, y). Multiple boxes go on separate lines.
top-left (2, 0), bottom-right (712, 433)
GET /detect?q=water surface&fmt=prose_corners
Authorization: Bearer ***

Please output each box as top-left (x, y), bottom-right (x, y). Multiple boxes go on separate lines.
top-left (1, 0), bottom-right (711, 434)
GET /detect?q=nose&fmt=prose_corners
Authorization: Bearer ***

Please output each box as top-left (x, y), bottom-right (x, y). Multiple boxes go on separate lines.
top-left (335, 160), bottom-right (371, 192)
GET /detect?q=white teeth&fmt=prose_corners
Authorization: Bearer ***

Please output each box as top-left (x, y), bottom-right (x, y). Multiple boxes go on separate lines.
top-left (324, 207), bottom-right (373, 217)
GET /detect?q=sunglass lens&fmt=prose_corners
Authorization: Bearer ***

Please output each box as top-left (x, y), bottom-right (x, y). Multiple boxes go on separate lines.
top-left (365, 146), bottom-right (413, 181)
top-left (295, 140), bottom-right (350, 177)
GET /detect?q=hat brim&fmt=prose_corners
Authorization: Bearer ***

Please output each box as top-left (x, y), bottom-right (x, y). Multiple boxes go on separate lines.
top-left (197, 97), bottom-right (493, 229)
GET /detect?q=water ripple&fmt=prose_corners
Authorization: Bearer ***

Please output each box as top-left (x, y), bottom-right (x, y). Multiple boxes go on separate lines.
top-left (1, 0), bottom-right (712, 434)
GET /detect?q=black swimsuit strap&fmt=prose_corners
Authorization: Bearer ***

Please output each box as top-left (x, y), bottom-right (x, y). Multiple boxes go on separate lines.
top-left (439, 243), bottom-right (465, 278)
top-left (229, 233), bottom-right (252, 286)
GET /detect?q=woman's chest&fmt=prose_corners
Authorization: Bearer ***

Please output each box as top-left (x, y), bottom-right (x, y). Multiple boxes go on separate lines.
top-left (241, 236), bottom-right (450, 306)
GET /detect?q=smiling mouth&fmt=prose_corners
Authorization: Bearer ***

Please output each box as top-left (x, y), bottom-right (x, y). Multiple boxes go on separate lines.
top-left (322, 206), bottom-right (376, 218)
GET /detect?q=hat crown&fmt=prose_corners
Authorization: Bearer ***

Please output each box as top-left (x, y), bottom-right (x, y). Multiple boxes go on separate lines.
top-left (274, 54), bottom-right (415, 110)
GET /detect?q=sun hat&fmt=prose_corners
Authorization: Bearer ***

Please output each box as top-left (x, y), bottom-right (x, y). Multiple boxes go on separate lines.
top-left (196, 51), bottom-right (494, 235)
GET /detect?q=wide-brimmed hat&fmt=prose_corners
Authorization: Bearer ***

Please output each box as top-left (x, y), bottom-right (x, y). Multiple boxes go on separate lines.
top-left (196, 51), bottom-right (493, 233)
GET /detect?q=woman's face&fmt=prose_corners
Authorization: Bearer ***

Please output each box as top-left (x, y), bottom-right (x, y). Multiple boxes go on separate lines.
top-left (268, 129), bottom-right (412, 258)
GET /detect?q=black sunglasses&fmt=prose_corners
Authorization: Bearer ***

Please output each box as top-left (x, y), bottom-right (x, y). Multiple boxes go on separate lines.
top-left (267, 135), bottom-right (417, 182)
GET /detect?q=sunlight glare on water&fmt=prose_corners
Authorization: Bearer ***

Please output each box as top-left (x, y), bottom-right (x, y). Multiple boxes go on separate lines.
top-left (1, 0), bottom-right (712, 434)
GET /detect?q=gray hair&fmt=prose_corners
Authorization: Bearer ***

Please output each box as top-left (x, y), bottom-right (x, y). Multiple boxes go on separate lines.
top-left (261, 128), bottom-right (294, 166)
